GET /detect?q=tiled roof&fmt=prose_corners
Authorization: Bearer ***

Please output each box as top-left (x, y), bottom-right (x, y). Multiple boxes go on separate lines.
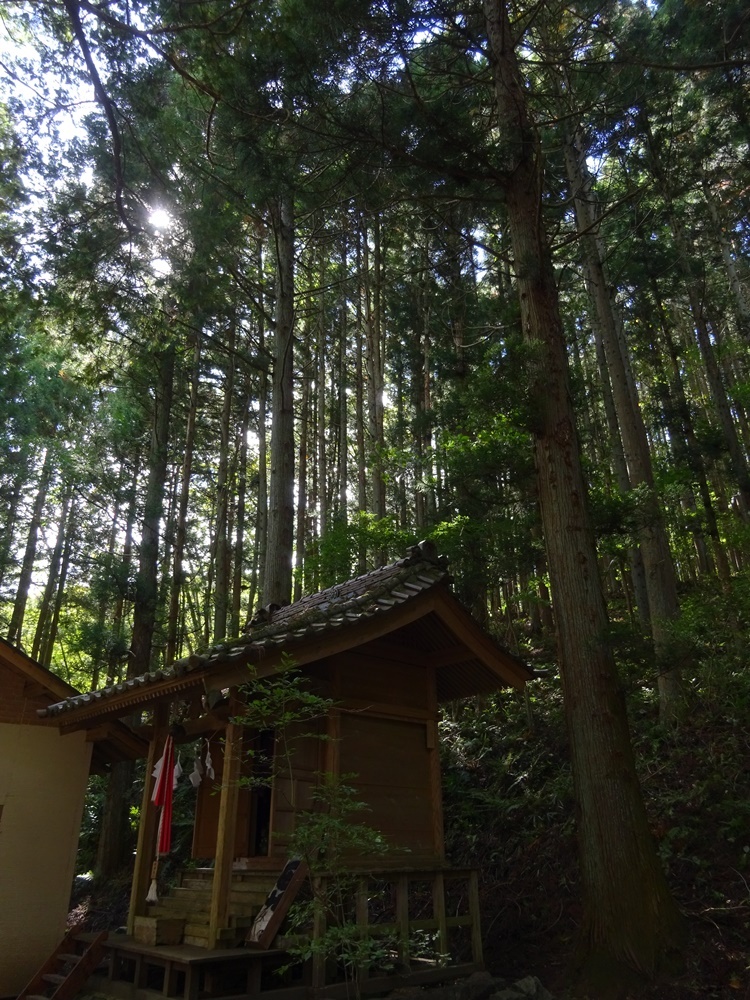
top-left (41, 541), bottom-right (451, 719)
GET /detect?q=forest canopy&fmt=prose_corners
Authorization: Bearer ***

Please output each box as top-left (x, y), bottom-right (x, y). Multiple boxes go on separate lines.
top-left (1, 0), bottom-right (749, 994)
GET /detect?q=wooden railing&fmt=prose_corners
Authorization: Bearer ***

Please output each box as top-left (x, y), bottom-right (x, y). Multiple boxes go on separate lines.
top-left (281, 867), bottom-right (483, 994)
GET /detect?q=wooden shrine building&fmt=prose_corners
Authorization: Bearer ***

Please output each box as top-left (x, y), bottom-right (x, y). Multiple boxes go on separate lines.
top-left (36, 542), bottom-right (532, 1000)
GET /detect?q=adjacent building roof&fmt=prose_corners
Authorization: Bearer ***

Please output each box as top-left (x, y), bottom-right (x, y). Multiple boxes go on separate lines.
top-left (0, 637), bottom-right (147, 770)
top-left (39, 541), bottom-right (531, 728)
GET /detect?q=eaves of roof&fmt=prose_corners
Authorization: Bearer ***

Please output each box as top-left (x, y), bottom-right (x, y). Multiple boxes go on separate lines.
top-left (1, 636), bottom-right (147, 765)
top-left (39, 542), bottom-right (531, 727)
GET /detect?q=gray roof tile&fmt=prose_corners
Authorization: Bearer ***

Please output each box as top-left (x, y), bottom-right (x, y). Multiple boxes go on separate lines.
top-left (41, 542), bottom-right (450, 718)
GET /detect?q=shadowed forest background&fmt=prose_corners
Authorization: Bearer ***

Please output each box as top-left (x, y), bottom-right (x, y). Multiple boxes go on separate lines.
top-left (1, 0), bottom-right (749, 996)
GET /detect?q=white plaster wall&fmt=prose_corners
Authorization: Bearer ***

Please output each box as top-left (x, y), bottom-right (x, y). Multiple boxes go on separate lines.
top-left (0, 725), bottom-right (91, 997)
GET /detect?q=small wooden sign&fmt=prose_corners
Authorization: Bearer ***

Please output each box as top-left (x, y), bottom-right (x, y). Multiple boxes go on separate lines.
top-left (246, 859), bottom-right (309, 949)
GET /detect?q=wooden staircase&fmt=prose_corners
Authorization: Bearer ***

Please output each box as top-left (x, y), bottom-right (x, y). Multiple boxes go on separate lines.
top-left (16, 926), bottom-right (108, 1000)
top-left (137, 869), bottom-right (276, 948)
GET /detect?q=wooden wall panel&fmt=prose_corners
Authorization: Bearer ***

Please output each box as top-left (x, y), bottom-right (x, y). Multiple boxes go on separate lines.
top-left (339, 714), bottom-right (436, 856)
top-left (333, 656), bottom-right (429, 712)
top-left (269, 718), bottom-right (324, 856)
top-left (0, 668), bottom-right (51, 724)
top-left (192, 737), bottom-right (252, 858)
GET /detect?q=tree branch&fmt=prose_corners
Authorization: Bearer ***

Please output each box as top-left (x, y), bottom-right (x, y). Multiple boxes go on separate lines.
top-left (62, 0), bottom-right (135, 234)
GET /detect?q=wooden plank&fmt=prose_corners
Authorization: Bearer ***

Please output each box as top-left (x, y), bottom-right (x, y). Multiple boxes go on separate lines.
top-left (84, 722), bottom-right (148, 758)
top-left (334, 656), bottom-right (428, 711)
top-left (56, 681), bottom-right (202, 729)
top-left (325, 707), bottom-right (341, 777)
top-left (338, 701), bottom-right (430, 722)
top-left (428, 590), bottom-right (530, 690)
top-left (432, 871), bottom-right (447, 960)
top-left (428, 671), bottom-right (445, 859)
top-left (208, 703), bottom-right (243, 948)
top-left (104, 935), bottom-right (283, 962)
top-left (468, 869), bottom-right (483, 966)
top-left (355, 638), bottom-right (433, 667)
top-left (396, 875), bottom-right (410, 966)
top-left (309, 962), bottom-right (482, 999)
top-left (355, 876), bottom-right (370, 985)
top-left (128, 703), bottom-right (169, 934)
top-left (16, 924), bottom-right (84, 1000)
top-left (341, 716), bottom-right (430, 776)
top-left (246, 858), bottom-right (309, 948)
top-left (310, 876), bottom-right (327, 989)
top-left (52, 931), bottom-right (109, 1000)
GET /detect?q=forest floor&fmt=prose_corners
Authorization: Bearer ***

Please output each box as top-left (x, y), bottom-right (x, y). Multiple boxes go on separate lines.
top-left (449, 669), bottom-right (750, 1000)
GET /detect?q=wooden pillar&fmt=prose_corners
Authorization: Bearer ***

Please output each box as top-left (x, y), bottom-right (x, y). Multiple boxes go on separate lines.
top-left (324, 663), bottom-right (341, 779)
top-left (427, 670), bottom-right (444, 859)
top-left (325, 707), bottom-right (341, 778)
top-left (396, 874), bottom-right (410, 967)
top-left (432, 871), bottom-right (447, 960)
top-left (208, 702), bottom-right (243, 948)
top-left (128, 702), bottom-right (169, 934)
top-left (310, 876), bottom-right (327, 988)
top-left (355, 876), bottom-right (370, 985)
top-left (468, 869), bottom-right (483, 966)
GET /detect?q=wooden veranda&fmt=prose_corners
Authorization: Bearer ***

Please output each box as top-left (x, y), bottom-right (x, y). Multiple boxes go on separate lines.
top-left (88, 867), bottom-right (483, 1000)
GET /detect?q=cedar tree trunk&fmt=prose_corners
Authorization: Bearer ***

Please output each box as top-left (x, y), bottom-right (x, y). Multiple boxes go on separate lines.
top-left (482, 0), bottom-right (686, 986)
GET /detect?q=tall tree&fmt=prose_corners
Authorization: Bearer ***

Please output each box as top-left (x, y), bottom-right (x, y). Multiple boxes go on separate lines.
top-left (263, 193), bottom-right (296, 605)
top-left (481, 0), bottom-right (685, 982)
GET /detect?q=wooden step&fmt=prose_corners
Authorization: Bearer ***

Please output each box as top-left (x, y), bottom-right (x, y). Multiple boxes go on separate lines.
top-left (18, 928), bottom-right (108, 1000)
top-left (184, 920), bottom-right (209, 934)
top-left (178, 897), bottom-right (259, 916)
top-left (154, 897), bottom-right (209, 916)
top-left (183, 923), bottom-right (209, 948)
top-left (171, 883), bottom-right (269, 903)
top-left (180, 869), bottom-right (277, 887)
top-left (182, 923), bottom-right (239, 948)
top-left (133, 916), bottom-right (185, 946)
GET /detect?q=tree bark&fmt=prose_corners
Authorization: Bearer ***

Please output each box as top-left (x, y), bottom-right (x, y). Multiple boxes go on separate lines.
top-left (107, 457), bottom-right (139, 686)
top-left (591, 328), bottom-right (652, 634)
top-left (642, 116), bottom-right (750, 519)
top-left (317, 296), bottom-right (328, 544)
top-left (213, 322), bottom-right (236, 642)
top-left (130, 342), bottom-right (175, 675)
top-left (231, 379), bottom-right (251, 636)
top-left (701, 170), bottom-right (750, 343)
top-left (7, 448), bottom-right (53, 647)
top-left (363, 215), bottom-right (386, 561)
top-left (39, 499), bottom-right (77, 669)
top-left (355, 223), bottom-right (368, 573)
top-left (166, 336), bottom-right (200, 664)
top-left (31, 487), bottom-right (72, 662)
top-left (94, 754), bottom-right (135, 877)
top-left (294, 355), bottom-right (311, 602)
top-left (263, 193), bottom-right (296, 605)
top-left (0, 449), bottom-right (30, 594)
top-left (255, 241), bottom-right (269, 609)
top-left (337, 296), bottom-right (349, 527)
top-left (564, 128), bottom-right (683, 719)
top-left (100, 339), bottom-right (173, 879)
top-left (648, 284), bottom-right (732, 583)
top-left (482, 0), bottom-right (685, 984)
